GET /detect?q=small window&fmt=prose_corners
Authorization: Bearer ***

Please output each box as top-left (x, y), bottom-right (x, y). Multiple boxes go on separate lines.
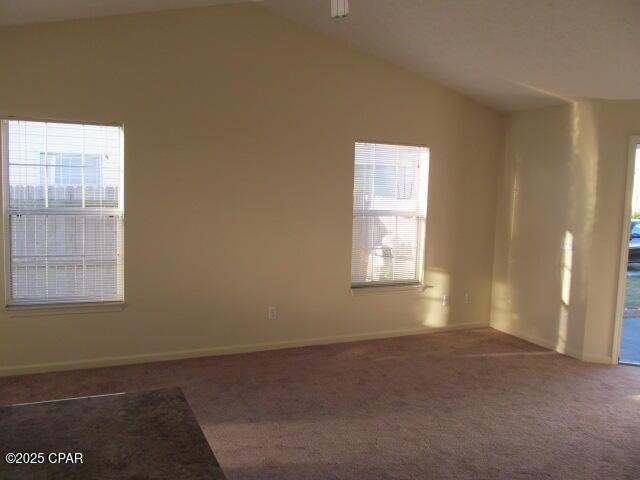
top-left (351, 142), bottom-right (429, 287)
top-left (1, 119), bottom-right (124, 305)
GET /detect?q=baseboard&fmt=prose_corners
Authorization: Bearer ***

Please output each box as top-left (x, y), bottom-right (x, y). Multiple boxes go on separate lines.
top-left (491, 323), bottom-right (561, 352)
top-left (0, 321), bottom-right (488, 377)
top-left (579, 351), bottom-right (614, 364)
top-left (491, 323), bottom-right (612, 364)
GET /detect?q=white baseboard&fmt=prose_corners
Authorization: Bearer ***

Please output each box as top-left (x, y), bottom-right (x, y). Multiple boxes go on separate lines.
top-left (491, 323), bottom-right (612, 364)
top-left (580, 351), bottom-right (614, 364)
top-left (0, 321), bottom-right (488, 377)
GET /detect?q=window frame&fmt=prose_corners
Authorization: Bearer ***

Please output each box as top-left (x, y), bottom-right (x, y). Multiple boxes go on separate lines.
top-left (0, 117), bottom-right (125, 309)
top-left (350, 140), bottom-right (430, 289)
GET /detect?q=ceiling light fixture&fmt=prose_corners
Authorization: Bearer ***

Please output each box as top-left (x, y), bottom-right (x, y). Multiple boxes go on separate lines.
top-left (331, 0), bottom-right (349, 19)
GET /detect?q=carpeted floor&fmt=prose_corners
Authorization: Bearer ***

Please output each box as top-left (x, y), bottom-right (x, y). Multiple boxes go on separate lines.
top-left (1, 328), bottom-right (639, 479)
top-left (0, 389), bottom-right (225, 480)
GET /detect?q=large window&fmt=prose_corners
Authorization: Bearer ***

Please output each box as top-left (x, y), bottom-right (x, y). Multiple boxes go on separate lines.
top-left (351, 142), bottom-right (429, 287)
top-left (2, 120), bottom-right (124, 305)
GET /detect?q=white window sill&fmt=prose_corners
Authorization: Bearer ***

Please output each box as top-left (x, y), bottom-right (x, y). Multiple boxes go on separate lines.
top-left (5, 301), bottom-right (126, 317)
top-left (351, 284), bottom-right (434, 295)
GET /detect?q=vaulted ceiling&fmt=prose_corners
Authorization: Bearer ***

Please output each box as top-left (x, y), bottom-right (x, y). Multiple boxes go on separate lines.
top-left (0, 0), bottom-right (249, 26)
top-left (1, 0), bottom-right (638, 111)
top-left (261, 0), bottom-right (640, 111)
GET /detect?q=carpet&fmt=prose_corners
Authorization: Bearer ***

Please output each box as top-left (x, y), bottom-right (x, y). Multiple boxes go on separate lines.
top-left (1, 328), bottom-right (639, 479)
top-left (0, 388), bottom-right (225, 480)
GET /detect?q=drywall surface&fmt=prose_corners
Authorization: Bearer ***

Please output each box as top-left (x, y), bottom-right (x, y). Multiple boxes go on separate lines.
top-left (492, 100), bottom-right (640, 363)
top-left (0, 4), bottom-right (503, 375)
top-left (584, 100), bottom-right (640, 362)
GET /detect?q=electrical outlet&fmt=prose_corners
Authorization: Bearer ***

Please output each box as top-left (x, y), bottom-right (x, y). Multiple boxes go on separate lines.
top-left (464, 293), bottom-right (471, 304)
top-left (442, 295), bottom-right (450, 307)
top-left (267, 306), bottom-right (278, 320)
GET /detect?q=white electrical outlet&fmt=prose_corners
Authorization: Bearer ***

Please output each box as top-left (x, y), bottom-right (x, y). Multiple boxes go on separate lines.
top-left (268, 306), bottom-right (278, 320)
top-left (442, 295), bottom-right (450, 307)
top-left (465, 293), bottom-right (471, 304)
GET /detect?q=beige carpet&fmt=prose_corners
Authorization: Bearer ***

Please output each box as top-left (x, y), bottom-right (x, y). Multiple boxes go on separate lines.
top-left (1, 328), bottom-right (639, 479)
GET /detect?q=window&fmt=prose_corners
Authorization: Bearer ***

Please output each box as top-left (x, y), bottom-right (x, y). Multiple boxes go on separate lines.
top-left (351, 142), bottom-right (429, 287)
top-left (44, 153), bottom-right (103, 187)
top-left (2, 120), bottom-right (124, 305)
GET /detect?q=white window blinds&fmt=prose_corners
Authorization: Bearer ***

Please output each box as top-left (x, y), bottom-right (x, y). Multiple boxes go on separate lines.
top-left (2, 120), bottom-right (124, 305)
top-left (351, 142), bottom-right (429, 287)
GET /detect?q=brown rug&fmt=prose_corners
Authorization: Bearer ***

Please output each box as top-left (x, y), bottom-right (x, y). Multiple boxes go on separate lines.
top-left (0, 389), bottom-right (225, 480)
top-left (1, 328), bottom-right (639, 479)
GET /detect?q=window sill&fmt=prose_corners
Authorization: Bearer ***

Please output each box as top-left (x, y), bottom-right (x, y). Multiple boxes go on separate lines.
top-left (350, 284), bottom-right (433, 295)
top-left (5, 301), bottom-right (126, 317)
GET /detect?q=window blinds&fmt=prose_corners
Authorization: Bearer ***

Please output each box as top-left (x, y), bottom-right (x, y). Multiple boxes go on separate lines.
top-left (3, 120), bottom-right (124, 305)
top-left (351, 142), bottom-right (429, 287)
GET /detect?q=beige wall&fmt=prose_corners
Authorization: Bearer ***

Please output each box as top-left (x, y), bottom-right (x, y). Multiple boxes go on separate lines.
top-left (584, 100), bottom-right (640, 361)
top-left (491, 99), bottom-right (640, 363)
top-left (0, 4), bottom-right (504, 375)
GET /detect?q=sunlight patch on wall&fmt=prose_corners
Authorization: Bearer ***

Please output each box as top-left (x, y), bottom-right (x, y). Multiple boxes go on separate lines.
top-left (557, 231), bottom-right (574, 352)
top-left (421, 269), bottom-right (450, 328)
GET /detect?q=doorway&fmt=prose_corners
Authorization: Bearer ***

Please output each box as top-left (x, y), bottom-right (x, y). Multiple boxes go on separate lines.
top-left (618, 139), bottom-right (640, 364)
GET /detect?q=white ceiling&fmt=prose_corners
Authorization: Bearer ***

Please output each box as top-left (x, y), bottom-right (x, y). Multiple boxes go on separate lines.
top-left (261, 0), bottom-right (640, 111)
top-left (0, 0), bottom-right (250, 26)
top-left (1, 0), bottom-right (639, 111)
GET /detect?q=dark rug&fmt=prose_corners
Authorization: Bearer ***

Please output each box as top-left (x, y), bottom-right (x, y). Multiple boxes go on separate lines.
top-left (0, 388), bottom-right (224, 479)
